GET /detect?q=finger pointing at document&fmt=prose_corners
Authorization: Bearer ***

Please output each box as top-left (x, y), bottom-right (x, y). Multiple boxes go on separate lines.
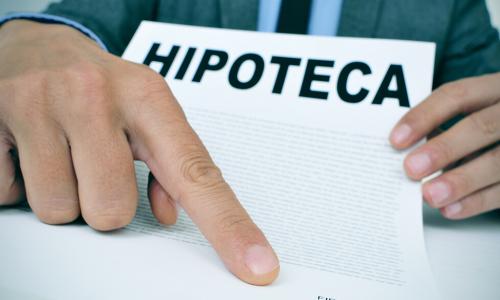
top-left (390, 72), bottom-right (500, 219)
top-left (0, 20), bottom-right (279, 285)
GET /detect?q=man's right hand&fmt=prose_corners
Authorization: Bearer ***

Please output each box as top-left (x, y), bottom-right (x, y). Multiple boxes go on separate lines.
top-left (0, 20), bottom-right (279, 285)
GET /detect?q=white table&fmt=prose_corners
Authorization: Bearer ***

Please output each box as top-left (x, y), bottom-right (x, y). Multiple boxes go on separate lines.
top-left (0, 206), bottom-right (499, 300)
top-left (423, 205), bottom-right (500, 300)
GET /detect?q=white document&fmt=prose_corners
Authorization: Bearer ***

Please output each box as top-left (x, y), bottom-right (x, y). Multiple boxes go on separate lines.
top-left (0, 22), bottom-right (439, 300)
top-left (119, 22), bottom-right (439, 299)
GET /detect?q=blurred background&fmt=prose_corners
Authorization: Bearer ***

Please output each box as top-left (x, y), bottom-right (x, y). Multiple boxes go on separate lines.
top-left (1, 0), bottom-right (500, 29)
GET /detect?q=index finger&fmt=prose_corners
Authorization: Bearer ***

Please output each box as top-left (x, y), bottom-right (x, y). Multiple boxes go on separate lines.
top-left (389, 73), bottom-right (500, 149)
top-left (126, 78), bottom-right (280, 286)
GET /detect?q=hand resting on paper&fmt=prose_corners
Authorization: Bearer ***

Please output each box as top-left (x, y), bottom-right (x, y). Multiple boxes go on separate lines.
top-left (0, 20), bottom-right (279, 285)
top-left (390, 73), bottom-right (500, 219)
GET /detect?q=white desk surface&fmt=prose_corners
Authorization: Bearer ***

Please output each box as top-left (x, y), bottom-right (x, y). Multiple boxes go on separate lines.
top-left (423, 206), bottom-right (500, 300)
top-left (0, 205), bottom-right (499, 300)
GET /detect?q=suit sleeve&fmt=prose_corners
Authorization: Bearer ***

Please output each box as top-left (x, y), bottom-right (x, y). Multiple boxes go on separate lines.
top-left (435, 0), bottom-right (500, 86)
top-left (43, 0), bottom-right (158, 55)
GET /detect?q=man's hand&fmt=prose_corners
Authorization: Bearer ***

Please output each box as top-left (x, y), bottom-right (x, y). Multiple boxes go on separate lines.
top-left (390, 73), bottom-right (500, 219)
top-left (0, 20), bottom-right (279, 285)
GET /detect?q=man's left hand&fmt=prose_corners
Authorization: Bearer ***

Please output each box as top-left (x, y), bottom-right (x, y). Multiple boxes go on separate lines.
top-left (390, 72), bottom-right (500, 219)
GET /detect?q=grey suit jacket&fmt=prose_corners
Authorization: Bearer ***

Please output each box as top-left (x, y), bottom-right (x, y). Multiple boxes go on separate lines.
top-left (44, 0), bottom-right (500, 88)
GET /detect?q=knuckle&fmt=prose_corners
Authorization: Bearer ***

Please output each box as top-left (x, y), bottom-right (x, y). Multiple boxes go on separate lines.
top-left (137, 62), bottom-right (163, 80)
top-left (469, 113), bottom-right (499, 137)
top-left (179, 150), bottom-right (223, 187)
top-left (213, 213), bottom-right (263, 254)
top-left (446, 171), bottom-right (472, 197)
top-left (216, 211), bottom-right (254, 236)
top-left (9, 72), bottom-right (50, 117)
top-left (428, 138), bottom-right (454, 165)
top-left (62, 66), bottom-right (114, 125)
top-left (65, 61), bottom-right (107, 90)
top-left (18, 70), bottom-right (48, 92)
top-left (139, 71), bottom-right (172, 100)
top-left (16, 69), bottom-right (50, 88)
top-left (65, 63), bottom-right (110, 107)
top-left (122, 66), bottom-right (176, 121)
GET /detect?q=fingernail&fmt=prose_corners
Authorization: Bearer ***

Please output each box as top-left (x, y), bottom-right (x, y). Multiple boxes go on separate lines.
top-left (244, 245), bottom-right (279, 276)
top-left (391, 124), bottom-right (412, 145)
top-left (445, 202), bottom-right (462, 216)
top-left (426, 181), bottom-right (450, 206)
top-left (406, 152), bottom-right (432, 176)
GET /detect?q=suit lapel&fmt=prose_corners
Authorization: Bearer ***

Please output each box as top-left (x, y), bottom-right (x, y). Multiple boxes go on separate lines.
top-left (218, 0), bottom-right (259, 30)
top-left (337, 0), bottom-right (384, 37)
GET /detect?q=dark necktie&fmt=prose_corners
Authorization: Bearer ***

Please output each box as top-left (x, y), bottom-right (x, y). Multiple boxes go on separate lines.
top-left (276, 0), bottom-right (313, 34)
